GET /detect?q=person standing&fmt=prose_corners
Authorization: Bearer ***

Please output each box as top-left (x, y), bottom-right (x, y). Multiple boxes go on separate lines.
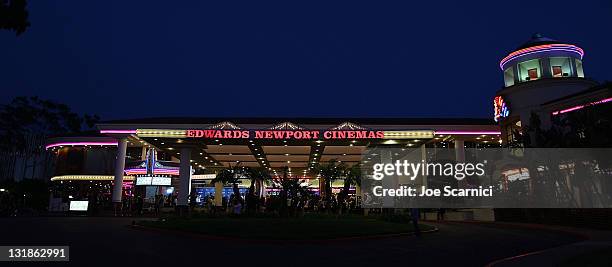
top-left (154, 194), bottom-right (160, 216)
top-left (410, 208), bottom-right (421, 237)
top-left (135, 195), bottom-right (143, 216)
top-left (189, 190), bottom-right (197, 215)
top-left (437, 208), bottom-right (446, 221)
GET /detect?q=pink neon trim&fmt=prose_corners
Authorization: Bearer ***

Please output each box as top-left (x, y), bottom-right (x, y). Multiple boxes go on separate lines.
top-left (124, 168), bottom-right (180, 175)
top-left (434, 131), bottom-right (501, 135)
top-left (100, 130), bottom-right (137, 134)
top-left (500, 49), bottom-right (583, 70)
top-left (499, 44), bottom-right (584, 70)
top-left (552, 97), bottom-right (612, 116)
top-left (45, 141), bottom-right (118, 150)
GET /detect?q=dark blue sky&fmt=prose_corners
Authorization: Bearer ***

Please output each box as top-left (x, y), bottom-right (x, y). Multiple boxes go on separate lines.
top-left (2, 1), bottom-right (611, 120)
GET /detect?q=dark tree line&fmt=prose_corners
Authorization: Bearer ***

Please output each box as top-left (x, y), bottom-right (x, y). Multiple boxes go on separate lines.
top-left (0, 96), bottom-right (99, 183)
top-left (0, 96), bottom-right (99, 214)
top-left (520, 98), bottom-right (612, 148)
top-left (0, 0), bottom-right (30, 36)
top-left (0, 96), bottom-right (99, 152)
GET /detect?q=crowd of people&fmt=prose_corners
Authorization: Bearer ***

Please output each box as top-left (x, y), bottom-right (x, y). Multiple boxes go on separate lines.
top-left (105, 189), bottom-right (362, 217)
top-left (197, 192), bottom-right (361, 216)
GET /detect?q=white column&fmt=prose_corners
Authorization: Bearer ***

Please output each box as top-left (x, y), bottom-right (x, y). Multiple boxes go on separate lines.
top-left (177, 147), bottom-right (192, 206)
top-left (260, 180), bottom-right (268, 197)
top-left (112, 138), bottom-right (128, 203)
top-left (381, 150), bottom-right (394, 208)
top-left (214, 181), bottom-right (223, 207)
top-left (454, 139), bottom-right (465, 163)
top-left (455, 139), bottom-right (466, 189)
top-left (420, 144), bottom-right (428, 187)
top-left (141, 146), bottom-right (147, 160)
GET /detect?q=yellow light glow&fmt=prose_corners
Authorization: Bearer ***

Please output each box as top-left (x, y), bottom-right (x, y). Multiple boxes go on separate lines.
top-left (192, 174), bottom-right (216, 179)
top-left (137, 129), bottom-right (187, 138)
top-left (383, 130), bottom-right (434, 139)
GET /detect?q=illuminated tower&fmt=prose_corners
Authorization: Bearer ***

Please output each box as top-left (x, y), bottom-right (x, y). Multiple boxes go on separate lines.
top-left (500, 33), bottom-right (586, 86)
top-left (493, 34), bottom-right (598, 144)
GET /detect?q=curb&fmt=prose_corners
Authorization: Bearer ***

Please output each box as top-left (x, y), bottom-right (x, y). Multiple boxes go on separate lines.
top-left (484, 247), bottom-right (558, 267)
top-left (128, 223), bottom-right (438, 244)
top-left (423, 220), bottom-right (591, 240)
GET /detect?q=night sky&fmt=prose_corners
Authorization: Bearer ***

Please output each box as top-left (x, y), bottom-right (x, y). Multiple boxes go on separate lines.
top-left (2, 1), bottom-right (611, 121)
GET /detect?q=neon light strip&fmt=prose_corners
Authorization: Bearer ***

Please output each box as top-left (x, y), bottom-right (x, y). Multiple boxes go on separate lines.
top-left (434, 131), bottom-right (501, 135)
top-left (499, 44), bottom-right (584, 70)
top-left (501, 44), bottom-right (584, 65)
top-left (125, 169), bottom-right (179, 173)
top-left (125, 172), bottom-right (178, 176)
top-left (552, 97), bottom-right (612, 115)
top-left (50, 175), bottom-right (135, 181)
top-left (500, 48), bottom-right (583, 70)
top-left (125, 170), bottom-right (179, 174)
top-left (45, 141), bottom-right (118, 150)
top-left (100, 130), bottom-right (137, 134)
top-left (124, 168), bottom-right (180, 175)
top-left (502, 44), bottom-right (584, 64)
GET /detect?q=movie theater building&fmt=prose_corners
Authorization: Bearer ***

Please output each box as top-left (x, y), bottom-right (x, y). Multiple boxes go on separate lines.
top-left (44, 34), bottom-right (611, 213)
top-left (45, 118), bottom-right (502, 210)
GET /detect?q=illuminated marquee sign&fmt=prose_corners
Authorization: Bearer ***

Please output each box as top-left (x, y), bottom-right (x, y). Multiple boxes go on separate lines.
top-left (186, 130), bottom-right (384, 140)
top-left (130, 128), bottom-right (433, 140)
top-left (69, 201), bottom-right (89, 211)
top-left (493, 96), bottom-right (510, 122)
top-left (136, 176), bottom-right (172, 186)
top-left (187, 130), bottom-right (249, 138)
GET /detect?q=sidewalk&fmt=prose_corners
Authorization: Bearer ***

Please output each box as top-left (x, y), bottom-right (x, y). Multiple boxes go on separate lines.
top-left (424, 220), bottom-right (612, 266)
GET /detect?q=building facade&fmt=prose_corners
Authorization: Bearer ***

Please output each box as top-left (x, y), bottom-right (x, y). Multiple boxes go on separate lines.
top-left (46, 118), bottom-right (502, 211)
top-left (41, 34), bottom-right (611, 216)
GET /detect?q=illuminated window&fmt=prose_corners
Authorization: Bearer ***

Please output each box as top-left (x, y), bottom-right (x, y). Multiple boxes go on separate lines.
top-left (549, 57), bottom-right (572, 77)
top-left (528, 69), bottom-right (538, 79)
top-left (552, 66), bottom-right (562, 77)
top-left (504, 68), bottom-right (515, 87)
top-left (575, 59), bottom-right (585, 77)
top-left (518, 59), bottom-right (541, 82)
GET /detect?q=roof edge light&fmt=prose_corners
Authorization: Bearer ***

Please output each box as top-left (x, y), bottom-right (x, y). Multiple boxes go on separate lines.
top-left (50, 175), bottom-right (135, 181)
top-left (499, 44), bottom-right (584, 70)
top-left (45, 141), bottom-right (118, 150)
top-left (434, 131), bottom-right (501, 135)
top-left (100, 129), bottom-right (137, 134)
top-left (552, 97), bottom-right (612, 116)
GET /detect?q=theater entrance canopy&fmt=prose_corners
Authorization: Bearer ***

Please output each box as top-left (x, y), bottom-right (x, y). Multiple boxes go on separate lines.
top-left (93, 117), bottom-right (501, 179)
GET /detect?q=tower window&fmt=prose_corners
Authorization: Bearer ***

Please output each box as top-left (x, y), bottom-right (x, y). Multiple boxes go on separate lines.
top-left (528, 68), bottom-right (538, 80)
top-left (518, 59), bottom-right (541, 82)
top-left (552, 66), bottom-right (563, 77)
top-left (575, 59), bottom-right (585, 77)
top-left (504, 68), bottom-right (515, 87)
top-left (550, 57), bottom-right (573, 77)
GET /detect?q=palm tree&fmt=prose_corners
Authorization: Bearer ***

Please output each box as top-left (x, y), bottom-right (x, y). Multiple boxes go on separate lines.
top-left (211, 166), bottom-right (238, 187)
top-left (211, 164), bottom-right (244, 205)
top-left (242, 167), bottom-right (271, 213)
top-left (243, 167), bottom-right (271, 197)
top-left (316, 159), bottom-right (346, 206)
top-left (274, 167), bottom-right (311, 217)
